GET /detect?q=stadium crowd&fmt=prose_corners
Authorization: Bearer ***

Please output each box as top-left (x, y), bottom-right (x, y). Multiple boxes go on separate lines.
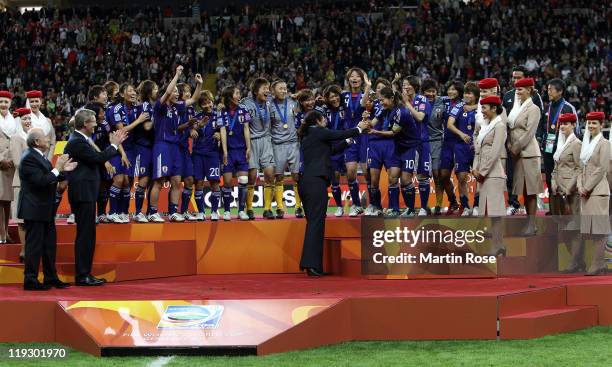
top-left (0, 0), bottom-right (610, 140)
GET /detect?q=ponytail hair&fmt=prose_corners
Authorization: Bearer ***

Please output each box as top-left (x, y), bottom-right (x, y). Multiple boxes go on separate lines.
top-left (297, 110), bottom-right (324, 138)
top-left (379, 86), bottom-right (402, 108)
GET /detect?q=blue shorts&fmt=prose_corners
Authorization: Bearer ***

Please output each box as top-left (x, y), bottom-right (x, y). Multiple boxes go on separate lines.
top-left (331, 152), bottom-right (345, 173)
top-left (454, 143), bottom-right (474, 173)
top-left (223, 148), bottom-right (249, 174)
top-left (193, 151), bottom-right (221, 181)
top-left (417, 142), bottom-right (432, 177)
top-left (299, 147), bottom-right (304, 174)
top-left (109, 148), bottom-right (136, 177)
top-left (440, 140), bottom-right (456, 170)
top-left (367, 139), bottom-right (399, 170)
top-left (180, 146), bottom-right (194, 178)
top-left (344, 140), bottom-right (360, 163)
top-left (152, 141), bottom-right (183, 179)
top-left (134, 145), bottom-right (152, 178)
top-left (396, 146), bottom-right (418, 173)
top-left (359, 134), bottom-right (369, 163)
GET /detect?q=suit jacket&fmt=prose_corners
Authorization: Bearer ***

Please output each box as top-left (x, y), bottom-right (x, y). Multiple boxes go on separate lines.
top-left (577, 138), bottom-right (610, 197)
top-left (551, 138), bottom-right (582, 196)
top-left (509, 102), bottom-right (541, 158)
top-left (474, 120), bottom-right (507, 179)
top-left (17, 148), bottom-right (62, 221)
top-left (301, 126), bottom-right (360, 183)
top-left (63, 131), bottom-right (118, 203)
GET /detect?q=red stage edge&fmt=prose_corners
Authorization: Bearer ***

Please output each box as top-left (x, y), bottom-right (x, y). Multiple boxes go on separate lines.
top-left (0, 279), bottom-right (610, 356)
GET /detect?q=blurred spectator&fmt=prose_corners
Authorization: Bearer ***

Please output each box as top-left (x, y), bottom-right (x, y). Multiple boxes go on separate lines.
top-left (0, 0), bottom-right (609, 140)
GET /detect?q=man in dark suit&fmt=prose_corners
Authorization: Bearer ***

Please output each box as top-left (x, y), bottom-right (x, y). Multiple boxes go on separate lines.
top-left (64, 109), bottom-right (127, 286)
top-left (298, 110), bottom-right (367, 277)
top-left (18, 128), bottom-right (77, 290)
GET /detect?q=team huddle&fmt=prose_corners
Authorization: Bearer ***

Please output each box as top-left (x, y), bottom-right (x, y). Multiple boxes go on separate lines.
top-left (2, 64), bottom-right (610, 226)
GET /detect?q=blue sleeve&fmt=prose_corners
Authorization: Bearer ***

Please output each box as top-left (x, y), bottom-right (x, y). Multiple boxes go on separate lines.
top-left (154, 100), bottom-right (167, 116)
top-left (241, 108), bottom-right (252, 125)
top-left (450, 104), bottom-right (463, 119)
top-left (109, 104), bottom-right (126, 127)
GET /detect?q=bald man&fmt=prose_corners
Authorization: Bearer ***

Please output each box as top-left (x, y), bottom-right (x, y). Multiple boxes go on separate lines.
top-left (18, 129), bottom-right (76, 290)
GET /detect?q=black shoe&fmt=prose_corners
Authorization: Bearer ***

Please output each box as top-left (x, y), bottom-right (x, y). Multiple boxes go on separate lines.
top-left (263, 210), bottom-right (275, 220)
top-left (24, 280), bottom-right (52, 291)
top-left (305, 268), bottom-right (327, 277)
top-left (433, 206), bottom-right (442, 216)
top-left (276, 209), bottom-right (285, 219)
top-left (44, 279), bottom-right (71, 289)
top-left (446, 203), bottom-right (460, 215)
top-left (295, 208), bottom-right (304, 218)
top-left (585, 267), bottom-right (608, 276)
top-left (246, 210), bottom-right (255, 220)
top-left (75, 275), bottom-right (106, 286)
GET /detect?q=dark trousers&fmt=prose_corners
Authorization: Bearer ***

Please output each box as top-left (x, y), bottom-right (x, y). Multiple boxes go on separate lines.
top-left (298, 175), bottom-right (329, 271)
top-left (23, 220), bottom-right (58, 283)
top-left (505, 150), bottom-right (519, 208)
top-left (71, 201), bottom-right (97, 279)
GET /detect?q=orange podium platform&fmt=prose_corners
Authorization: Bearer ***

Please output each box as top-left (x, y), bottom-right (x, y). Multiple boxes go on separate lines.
top-left (1, 217), bottom-right (611, 356)
top-left (0, 274), bottom-right (610, 356)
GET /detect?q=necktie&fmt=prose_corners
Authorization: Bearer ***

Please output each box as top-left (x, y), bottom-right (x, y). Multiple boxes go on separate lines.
top-left (87, 138), bottom-right (101, 152)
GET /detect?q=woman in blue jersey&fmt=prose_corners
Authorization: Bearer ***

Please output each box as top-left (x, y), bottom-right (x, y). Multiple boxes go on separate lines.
top-left (176, 81), bottom-right (203, 221)
top-left (148, 66), bottom-right (200, 223)
top-left (321, 85), bottom-right (347, 217)
top-left (219, 85), bottom-right (252, 221)
top-left (401, 76), bottom-right (433, 217)
top-left (446, 82), bottom-right (479, 216)
top-left (192, 90), bottom-right (222, 221)
top-left (106, 83), bottom-right (149, 224)
top-left (132, 80), bottom-right (157, 223)
top-left (365, 87), bottom-right (402, 216)
top-left (439, 81), bottom-right (463, 215)
top-left (342, 67), bottom-right (368, 217)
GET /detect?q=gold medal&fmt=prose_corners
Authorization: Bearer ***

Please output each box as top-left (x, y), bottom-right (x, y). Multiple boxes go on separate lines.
top-left (551, 124), bottom-right (556, 130)
top-left (283, 124), bottom-right (288, 129)
top-left (229, 131), bottom-right (234, 136)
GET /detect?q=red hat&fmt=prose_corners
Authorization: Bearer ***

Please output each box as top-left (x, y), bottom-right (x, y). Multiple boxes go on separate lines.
top-left (585, 112), bottom-right (605, 121)
top-left (514, 78), bottom-right (535, 88)
top-left (478, 78), bottom-right (499, 89)
top-left (25, 90), bottom-right (43, 99)
top-left (557, 113), bottom-right (577, 123)
top-left (479, 96), bottom-right (502, 106)
top-left (0, 91), bottom-right (13, 99)
top-left (14, 108), bottom-right (31, 117)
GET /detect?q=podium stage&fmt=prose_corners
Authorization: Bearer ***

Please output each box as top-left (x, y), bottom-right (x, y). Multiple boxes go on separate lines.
top-left (0, 217), bottom-right (610, 356)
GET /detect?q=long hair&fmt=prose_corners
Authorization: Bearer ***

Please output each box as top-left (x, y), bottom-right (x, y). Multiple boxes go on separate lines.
top-left (379, 86), bottom-right (402, 108)
top-left (221, 86), bottom-right (237, 108)
top-left (114, 83), bottom-right (132, 105)
top-left (103, 81), bottom-right (119, 101)
top-left (447, 80), bottom-right (464, 100)
top-left (297, 110), bottom-right (323, 138)
top-left (137, 80), bottom-right (157, 103)
top-left (345, 67), bottom-right (366, 91)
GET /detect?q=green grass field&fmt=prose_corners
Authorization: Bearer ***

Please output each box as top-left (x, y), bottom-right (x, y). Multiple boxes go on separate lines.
top-left (1, 326), bottom-right (610, 367)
